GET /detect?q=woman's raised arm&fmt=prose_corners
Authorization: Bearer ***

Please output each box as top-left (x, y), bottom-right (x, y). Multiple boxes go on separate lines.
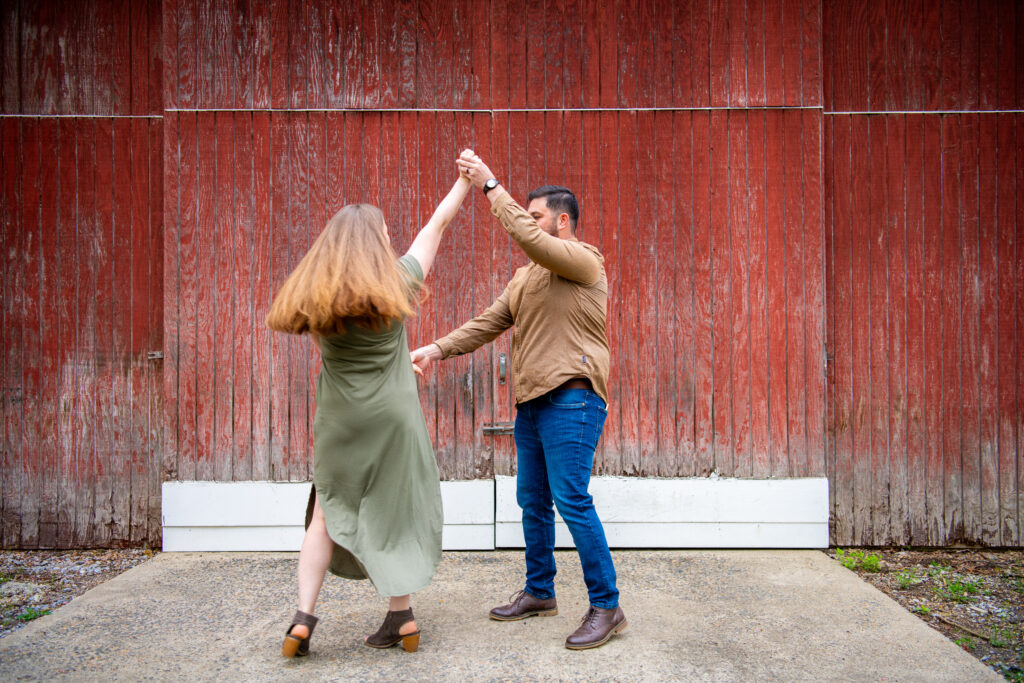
top-left (405, 174), bottom-right (472, 279)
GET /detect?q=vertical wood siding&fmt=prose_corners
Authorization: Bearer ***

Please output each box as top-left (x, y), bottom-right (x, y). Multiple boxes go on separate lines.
top-left (160, 0), bottom-right (826, 486)
top-left (824, 0), bottom-right (1024, 545)
top-left (6, 0), bottom-right (1018, 548)
top-left (0, 0), bottom-right (163, 548)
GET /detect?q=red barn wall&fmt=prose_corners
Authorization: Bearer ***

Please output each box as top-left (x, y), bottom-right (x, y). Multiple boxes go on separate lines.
top-left (1, 0), bottom-right (1019, 548)
top-left (824, 0), bottom-right (1024, 546)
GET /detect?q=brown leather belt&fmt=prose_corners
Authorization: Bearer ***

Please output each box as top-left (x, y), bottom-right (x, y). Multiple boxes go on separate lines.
top-left (555, 377), bottom-right (593, 391)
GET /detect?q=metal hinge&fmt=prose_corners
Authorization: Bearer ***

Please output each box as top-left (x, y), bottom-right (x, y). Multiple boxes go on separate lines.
top-left (482, 422), bottom-right (514, 436)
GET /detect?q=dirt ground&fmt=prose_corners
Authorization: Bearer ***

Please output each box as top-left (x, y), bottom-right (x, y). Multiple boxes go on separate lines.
top-left (828, 547), bottom-right (1024, 681)
top-left (2, 548), bottom-right (1022, 680)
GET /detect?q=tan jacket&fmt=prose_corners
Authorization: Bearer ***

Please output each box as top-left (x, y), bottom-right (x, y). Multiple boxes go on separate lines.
top-left (433, 189), bottom-right (610, 405)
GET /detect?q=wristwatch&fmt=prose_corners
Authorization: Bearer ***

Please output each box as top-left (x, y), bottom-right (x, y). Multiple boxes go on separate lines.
top-left (482, 178), bottom-right (500, 195)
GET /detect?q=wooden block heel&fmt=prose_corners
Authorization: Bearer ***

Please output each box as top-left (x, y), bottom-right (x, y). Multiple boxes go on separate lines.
top-left (282, 610), bottom-right (318, 658)
top-left (401, 632), bottom-right (420, 652)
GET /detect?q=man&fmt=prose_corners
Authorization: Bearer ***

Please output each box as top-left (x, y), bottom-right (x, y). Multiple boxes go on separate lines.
top-left (411, 149), bottom-right (626, 650)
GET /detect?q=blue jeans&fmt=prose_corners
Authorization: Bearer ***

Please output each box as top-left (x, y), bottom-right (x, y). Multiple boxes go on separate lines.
top-left (514, 387), bottom-right (619, 609)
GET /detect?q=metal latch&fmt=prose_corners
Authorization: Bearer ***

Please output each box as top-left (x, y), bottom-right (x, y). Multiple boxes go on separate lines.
top-left (147, 351), bottom-right (164, 360)
top-left (482, 422), bottom-right (514, 436)
top-left (498, 352), bottom-right (507, 385)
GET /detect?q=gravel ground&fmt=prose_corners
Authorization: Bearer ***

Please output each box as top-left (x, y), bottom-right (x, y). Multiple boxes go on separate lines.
top-left (829, 548), bottom-right (1024, 681)
top-left (0, 549), bottom-right (155, 637)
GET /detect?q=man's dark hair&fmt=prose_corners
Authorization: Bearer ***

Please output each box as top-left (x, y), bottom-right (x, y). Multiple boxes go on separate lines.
top-left (528, 185), bottom-right (579, 232)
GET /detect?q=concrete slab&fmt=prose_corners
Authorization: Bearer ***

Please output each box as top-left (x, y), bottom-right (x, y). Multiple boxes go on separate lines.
top-left (0, 550), bottom-right (999, 682)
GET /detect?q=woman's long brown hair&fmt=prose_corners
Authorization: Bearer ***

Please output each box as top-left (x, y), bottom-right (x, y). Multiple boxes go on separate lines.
top-left (265, 204), bottom-right (418, 335)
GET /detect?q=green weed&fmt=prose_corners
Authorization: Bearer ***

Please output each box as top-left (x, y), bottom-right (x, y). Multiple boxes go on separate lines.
top-left (896, 570), bottom-right (919, 589)
top-left (989, 627), bottom-right (1015, 649)
top-left (833, 549), bottom-right (882, 572)
top-left (15, 607), bottom-right (50, 622)
top-left (953, 636), bottom-right (976, 651)
top-left (913, 605), bottom-right (931, 615)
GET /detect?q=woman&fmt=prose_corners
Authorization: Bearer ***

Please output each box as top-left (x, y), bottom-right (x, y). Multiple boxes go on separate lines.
top-left (266, 168), bottom-right (471, 657)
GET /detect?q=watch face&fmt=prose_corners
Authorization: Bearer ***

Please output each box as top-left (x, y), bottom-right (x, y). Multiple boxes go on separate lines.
top-left (485, 179), bottom-right (499, 190)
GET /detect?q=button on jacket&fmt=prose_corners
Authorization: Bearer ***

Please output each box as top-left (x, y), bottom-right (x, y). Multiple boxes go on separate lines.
top-left (432, 189), bottom-right (611, 406)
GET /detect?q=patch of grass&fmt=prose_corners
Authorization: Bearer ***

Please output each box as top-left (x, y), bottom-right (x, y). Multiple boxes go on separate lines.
top-left (913, 605), bottom-right (931, 615)
top-left (834, 548), bottom-right (883, 572)
top-left (0, 573), bottom-right (10, 584)
top-left (953, 636), bottom-right (976, 651)
top-left (989, 627), bottom-right (1015, 649)
top-left (896, 570), bottom-right (920, 589)
top-left (933, 578), bottom-right (981, 603)
top-left (1010, 579), bottom-right (1024, 596)
top-left (927, 561), bottom-right (951, 577)
top-left (15, 607), bottom-right (50, 622)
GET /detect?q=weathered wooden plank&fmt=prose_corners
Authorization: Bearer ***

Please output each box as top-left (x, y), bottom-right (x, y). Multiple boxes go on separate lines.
top-left (747, 111), bottom-right (769, 479)
top-left (37, 118), bottom-right (60, 547)
top-left (73, 118), bottom-right (97, 546)
top-left (231, 0), bottom-right (253, 109)
top-left (710, 110), bottom-right (732, 473)
top-left (451, 0), bottom-right (473, 109)
top-left (0, 0), bottom-right (18, 112)
top-left (995, 113), bottom-right (1018, 545)
top-left (596, 0), bottom-right (616, 108)
top-left (782, 0), bottom-right (804, 107)
top-left (765, 110), bottom-right (788, 477)
top-left (433, 111), bottom-right (459, 480)
top-left (673, 111), bottom-right (697, 476)
top-left (903, 115), bottom-right (926, 543)
top-left (866, 0), bottom-right (886, 110)
top-left (959, 0), bottom-right (979, 110)
top-left (267, 112), bottom-right (291, 479)
top-left (802, 108), bottom-right (826, 479)
top-left (129, 117), bottom-right (150, 543)
top-left (636, 110), bottom-right (658, 473)
top-left (19, 120), bottom-right (42, 547)
top-left (940, 114), bottom-right (963, 541)
top-left (213, 113), bottom-right (234, 481)
top-left (745, 0), bottom-right (766, 106)
top-left (959, 113), bottom-right (982, 543)
top-left (562, 0), bottom-right (582, 108)
top-left (92, 117), bottom-right (116, 546)
top-left (784, 110), bottom-right (807, 479)
top-left (692, 112), bottom-right (714, 476)
top-left (939, 0), bottom-right (962, 110)
top-left (994, 0), bottom-right (1016, 111)
top-left (290, 114), bottom-right (311, 481)
top-left (306, 0), bottom-right (326, 109)
top-left (978, 0), bottom-right (999, 110)
top-left (176, 112), bottom-right (198, 481)
top-left (250, 0), bottom-right (269, 109)
top-left (212, 0), bottom-right (233, 108)
top-left (112, 117), bottom-right (135, 544)
top-left (867, 116), bottom-right (890, 545)
top-left (708, 0), bottom-right (729, 107)
top-left (194, 114), bottom-right (217, 481)
top-left (250, 111), bottom-right (272, 481)
top-left (284, 0), bottom-right (306, 109)
top-left (727, 0), bottom-right (747, 107)
top-left (800, 0), bottom-right (821, 106)
top-left (977, 113), bottom-right (1000, 546)
top-left (595, 111), bottom-right (619, 473)
top-left (728, 110), bottom-right (751, 477)
top-left (618, 110), bottom-right (641, 473)
top-left (230, 113), bottom-right (253, 483)
top-left (885, 115), bottom-right (909, 544)
top-left (1, 118), bottom-right (23, 545)
top-left (162, 112), bottom-right (181, 485)
top-left (55, 119), bottom-right (78, 546)
top-left (849, 115), bottom-right (871, 544)
top-left (268, 0), bottom-right (288, 109)
top-left (146, 117), bottom-right (163, 541)
top-left (689, 0), bottom-right (710, 108)
top-left (921, 115), bottom-right (944, 544)
top-left (653, 110), bottom-right (678, 475)
top-left (1014, 115), bottom-right (1023, 543)
top-left (633, 0), bottom-right (656, 108)
top-left (450, 112), bottom-right (476, 478)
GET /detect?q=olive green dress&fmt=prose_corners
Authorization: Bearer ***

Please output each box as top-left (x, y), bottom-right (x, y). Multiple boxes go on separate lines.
top-left (304, 254), bottom-right (442, 597)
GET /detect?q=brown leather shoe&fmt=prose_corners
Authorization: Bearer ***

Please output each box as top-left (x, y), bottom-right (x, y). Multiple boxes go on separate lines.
top-left (489, 590), bottom-right (558, 621)
top-left (564, 606), bottom-right (627, 650)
